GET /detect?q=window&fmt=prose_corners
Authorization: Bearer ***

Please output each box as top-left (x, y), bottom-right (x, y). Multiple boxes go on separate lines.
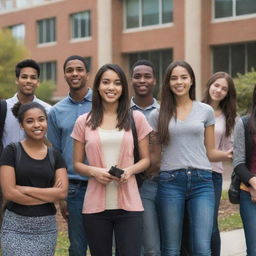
top-left (128, 49), bottom-right (172, 97)
top-left (212, 42), bottom-right (256, 77)
top-left (125, 0), bottom-right (173, 29)
top-left (39, 61), bottom-right (56, 82)
top-left (71, 11), bottom-right (91, 39)
top-left (214, 0), bottom-right (256, 19)
top-left (9, 24), bottom-right (25, 41)
top-left (84, 57), bottom-right (91, 72)
top-left (37, 17), bottom-right (56, 44)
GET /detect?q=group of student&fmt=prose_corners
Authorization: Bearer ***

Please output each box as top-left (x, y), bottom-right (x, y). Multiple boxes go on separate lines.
top-left (0, 56), bottom-right (255, 256)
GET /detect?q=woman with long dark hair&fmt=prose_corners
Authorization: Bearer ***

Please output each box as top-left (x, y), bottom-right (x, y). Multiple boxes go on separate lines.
top-left (233, 84), bottom-right (256, 255)
top-left (0, 102), bottom-right (68, 256)
top-left (148, 61), bottom-right (232, 255)
top-left (202, 72), bottom-right (237, 255)
top-left (71, 64), bottom-right (152, 256)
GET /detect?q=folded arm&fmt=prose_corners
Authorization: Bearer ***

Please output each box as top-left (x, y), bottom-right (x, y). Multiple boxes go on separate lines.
top-left (0, 165), bottom-right (45, 205)
top-left (16, 168), bottom-right (68, 203)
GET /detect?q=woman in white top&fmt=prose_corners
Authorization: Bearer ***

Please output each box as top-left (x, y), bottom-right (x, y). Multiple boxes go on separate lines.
top-left (202, 72), bottom-right (237, 256)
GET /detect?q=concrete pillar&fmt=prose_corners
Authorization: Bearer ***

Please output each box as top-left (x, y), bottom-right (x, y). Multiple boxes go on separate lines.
top-left (184, 0), bottom-right (202, 100)
top-left (97, 0), bottom-right (112, 68)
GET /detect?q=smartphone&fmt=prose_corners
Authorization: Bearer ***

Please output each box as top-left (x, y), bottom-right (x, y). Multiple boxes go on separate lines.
top-left (108, 166), bottom-right (124, 178)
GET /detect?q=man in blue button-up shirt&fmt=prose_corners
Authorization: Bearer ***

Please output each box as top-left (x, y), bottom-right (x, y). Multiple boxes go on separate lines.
top-left (48, 56), bottom-right (92, 256)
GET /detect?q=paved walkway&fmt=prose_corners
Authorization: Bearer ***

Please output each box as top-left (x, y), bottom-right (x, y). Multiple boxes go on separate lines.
top-left (221, 162), bottom-right (246, 256)
top-left (221, 229), bottom-right (246, 256)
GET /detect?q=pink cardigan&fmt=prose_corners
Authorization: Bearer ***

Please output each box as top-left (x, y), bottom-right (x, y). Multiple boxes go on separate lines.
top-left (71, 111), bottom-right (152, 213)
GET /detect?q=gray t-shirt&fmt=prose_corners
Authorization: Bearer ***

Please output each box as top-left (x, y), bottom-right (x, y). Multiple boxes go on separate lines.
top-left (148, 101), bottom-right (215, 171)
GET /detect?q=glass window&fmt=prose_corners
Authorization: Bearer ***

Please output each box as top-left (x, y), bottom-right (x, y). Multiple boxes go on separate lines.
top-left (212, 42), bottom-right (256, 77)
top-left (71, 11), bottom-right (91, 39)
top-left (39, 61), bottom-right (56, 82)
top-left (213, 45), bottom-right (229, 73)
top-left (37, 18), bottom-right (56, 44)
top-left (214, 0), bottom-right (256, 18)
top-left (247, 42), bottom-right (256, 72)
top-left (9, 24), bottom-right (25, 41)
top-left (214, 0), bottom-right (232, 18)
top-left (126, 0), bottom-right (139, 28)
top-left (125, 0), bottom-right (173, 29)
top-left (162, 0), bottom-right (173, 23)
top-left (236, 0), bottom-right (256, 16)
top-left (142, 0), bottom-right (159, 26)
top-left (231, 44), bottom-right (245, 76)
top-left (128, 49), bottom-right (172, 97)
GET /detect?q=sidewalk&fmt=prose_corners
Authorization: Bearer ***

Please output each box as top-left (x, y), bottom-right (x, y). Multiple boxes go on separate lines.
top-left (221, 162), bottom-right (246, 256)
top-left (221, 229), bottom-right (246, 256)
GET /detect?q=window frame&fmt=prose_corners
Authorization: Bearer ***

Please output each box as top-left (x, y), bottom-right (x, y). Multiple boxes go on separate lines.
top-left (211, 42), bottom-right (256, 76)
top-left (37, 17), bottom-right (56, 45)
top-left (38, 61), bottom-right (57, 83)
top-left (70, 10), bottom-right (91, 41)
top-left (123, 0), bottom-right (173, 31)
top-left (212, 0), bottom-right (256, 22)
top-left (9, 23), bottom-right (25, 41)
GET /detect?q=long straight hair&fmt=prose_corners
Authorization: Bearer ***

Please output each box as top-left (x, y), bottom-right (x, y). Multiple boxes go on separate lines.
top-left (202, 72), bottom-right (237, 137)
top-left (158, 60), bottom-right (196, 145)
top-left (249, 85), bottom-right (256, 134)
top-left (86, 64), bottom-right (131, 130)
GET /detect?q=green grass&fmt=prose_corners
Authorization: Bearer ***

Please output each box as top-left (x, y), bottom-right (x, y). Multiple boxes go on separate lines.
top-left (55, 231), bottom-right (69, 256)
top-left (219, 212), bottom-right (243, 231)
top-left (218, 190), bottom-right (243, 232)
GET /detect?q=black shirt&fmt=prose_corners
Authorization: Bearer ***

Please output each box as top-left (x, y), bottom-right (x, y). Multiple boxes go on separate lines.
top-left (0, 142), bottom-right (66, 217)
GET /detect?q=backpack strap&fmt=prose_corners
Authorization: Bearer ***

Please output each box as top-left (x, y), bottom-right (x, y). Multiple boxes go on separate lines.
top-left (10, 142), bottom-right (22, 168)
top-left (48, 146), bottom-right (55, 170)
top-left (130, 110), bottom-right (140, 163)
top-left (0, 100), bottom-right (7, 154)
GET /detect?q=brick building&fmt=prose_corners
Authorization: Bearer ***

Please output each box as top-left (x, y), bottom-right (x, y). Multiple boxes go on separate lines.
top-left (0, 0), bottom-right (256, 100)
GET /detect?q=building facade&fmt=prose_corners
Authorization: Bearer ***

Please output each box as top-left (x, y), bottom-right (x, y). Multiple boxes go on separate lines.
top-left (0, 0), bottom-right (256, 100)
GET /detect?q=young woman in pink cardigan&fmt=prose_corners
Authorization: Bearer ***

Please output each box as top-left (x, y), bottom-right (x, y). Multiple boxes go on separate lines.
top-left (71, 64), bottom-right (152, 256)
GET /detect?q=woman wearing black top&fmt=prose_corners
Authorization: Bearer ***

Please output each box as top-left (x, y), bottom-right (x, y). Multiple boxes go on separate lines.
top-left (0, 102), bottom-right (68, 256)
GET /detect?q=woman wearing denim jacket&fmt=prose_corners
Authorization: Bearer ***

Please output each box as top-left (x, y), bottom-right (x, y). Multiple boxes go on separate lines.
top-left (148, 61), bottom-right (232, 256)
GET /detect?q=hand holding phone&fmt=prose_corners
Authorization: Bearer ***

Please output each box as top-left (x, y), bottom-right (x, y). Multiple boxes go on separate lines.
top-left (108, 166), bottom-right (124, 178)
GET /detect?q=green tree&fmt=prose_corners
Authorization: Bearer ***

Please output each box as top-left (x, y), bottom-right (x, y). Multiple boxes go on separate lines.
top-left (36, 80), bottom-right (56, 104)
top-left (234, 70), bottom-right (256, 115)
top-left (0, 29), bottom-right (27, 98)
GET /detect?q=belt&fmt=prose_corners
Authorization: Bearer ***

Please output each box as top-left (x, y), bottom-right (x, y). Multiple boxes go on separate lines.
top-left (69, 179), bottom-right (88, 186)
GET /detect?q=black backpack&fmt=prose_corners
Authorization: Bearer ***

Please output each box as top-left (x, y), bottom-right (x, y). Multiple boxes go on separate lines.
top-left (0, 100), bottom-right (7, 156)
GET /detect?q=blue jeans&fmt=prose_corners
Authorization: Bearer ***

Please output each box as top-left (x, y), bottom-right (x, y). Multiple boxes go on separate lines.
top-left (211, 172), bottom-right (222, 256)
top-left (157, 169), bottom-right (215, 256)
top-left (240, 190), bottom-right (256, 256)
top-left (140, 179), bottom-right (161, 256)
top-left (67, 182), bottom-right (88, 256)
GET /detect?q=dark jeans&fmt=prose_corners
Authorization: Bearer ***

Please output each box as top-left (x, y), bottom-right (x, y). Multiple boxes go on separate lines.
top-left (240, 190), bottom-right (256, 256)
top-left (67, 182), bottom-right (88, 256)
top-left (211, 172), bottom-right (222, 256)
top-left (84, 209), bottom-right (143, 256)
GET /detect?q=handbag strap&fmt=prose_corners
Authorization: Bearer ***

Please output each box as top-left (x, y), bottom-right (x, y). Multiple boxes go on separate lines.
top-left (130, 110), bottom-right (140, 163)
